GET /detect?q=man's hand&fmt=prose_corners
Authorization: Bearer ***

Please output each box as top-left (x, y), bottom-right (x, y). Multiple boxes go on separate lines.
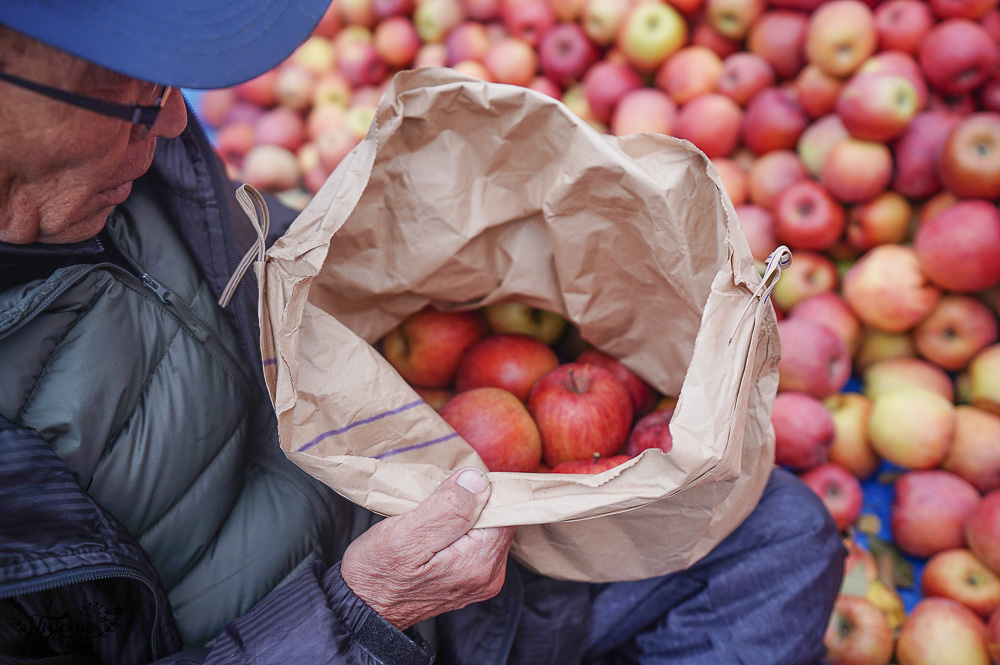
top-left (340, 467), bottom-right (516, 631)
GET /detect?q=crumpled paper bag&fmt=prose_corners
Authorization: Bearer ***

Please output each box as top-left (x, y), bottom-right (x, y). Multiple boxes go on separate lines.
top-left (256, 67), bottom-right (781, 582)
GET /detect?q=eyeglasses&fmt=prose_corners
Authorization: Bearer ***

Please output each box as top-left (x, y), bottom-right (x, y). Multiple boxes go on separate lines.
top-left (0, 69), bottom-right (173, 139)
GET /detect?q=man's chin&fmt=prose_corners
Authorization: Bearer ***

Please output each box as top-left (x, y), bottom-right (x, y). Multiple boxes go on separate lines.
top-left (37, 207), bottom-right (114, 244)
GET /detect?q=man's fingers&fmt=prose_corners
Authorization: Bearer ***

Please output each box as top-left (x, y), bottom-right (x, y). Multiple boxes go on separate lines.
top-left (395, 467), bottom-right (493, 555)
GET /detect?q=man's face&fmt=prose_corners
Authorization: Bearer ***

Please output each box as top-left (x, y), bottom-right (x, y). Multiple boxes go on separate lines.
top-left (0, 29), bottom-right (188, 244)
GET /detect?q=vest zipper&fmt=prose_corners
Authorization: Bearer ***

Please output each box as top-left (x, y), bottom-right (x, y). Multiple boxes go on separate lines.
top-left (140, 273), bottom-right (210, 342)
top-left (0, 265), bottom-right (97, 341)
top-left (0, 564), bottom-right (165, 661)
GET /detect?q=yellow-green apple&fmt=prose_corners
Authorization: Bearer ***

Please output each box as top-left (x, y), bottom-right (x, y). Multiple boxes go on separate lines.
top-left (253, 107), bottom-right (306, 153)
top-left (715, 52), bottom-right (776, 106)
top-left (857, 50), bottom-right (929, 110)
top-left (461, 0), bottom-right (501, 21)
top-left (843, 537), bottom-right (879, 586)
top-left (835, 73), bottom-right (919, 143)
top-left (746, 10), bottom-right (808, 80)
top-left (551, 453), bottom-right (632, 473)
top-left (853, 327), bottom-right (916, 373)
top-left (891, 469), bottom-right (979, 557)
top-left (527, 362), bottom-right (634, 467)
top-left (896, 598), bottom-right (991, 665)
top-left (777, 318), bottom-right (852, 398)
top-left (822, 594), bottom-right (895, 665)
top-left (673, 93), bottom-right (744, 158)
top-left (691, 18), bottom-right (741, 58)
top-left (918, 18), bottom-right (999, 95)
top-left (967, 489), bottom-right (1000, 574)
top-left (443, 21), bottom-right (492, 66)
top-left (538, 22), bottom-right (600, 86)
top-left (373, 0), bottom-right (415, 18)
top-left (616, 1), bottom-right (688, 72)
top-left (382, 308), bottom-right (488, 388)
top-left (414, 0), bottom-right (464, 43)
top-left (561, 83), bottom-right (601, 125)
top-left (483, 303), bottom-right (567, 344)
top-left (800, 462), bottom-right (864, 531)
top-left (771, 390), bottom-right (835, 470)
top-left (922, 548), bottom-right (1000, 618)
top-left (770, 249), bottom-right (839, 312)
top-left (741, 86), bottom-right (809, 155)
top-left (455, 334), bottom-right (560, 402)
top-left (824, 392), bottom-right (880, 480)
top-left (970, 344), bottom-right (1000, 415)
top-left (747, 148), bottom-right (808, 209)
top-left (913, 296), bottom-right (1000, 371)
top-left (846, 191), bottom-right (913, 251)
top-left (915, 200), bottom-right (1000, 294)
top-left (943, 406), bottom-right (1000, 493)
top-left (869, 390), bottom-right (957, 471)
top-left (863, 356), bottom-right (956, 402)
top-left (581, 59), bottom-right (644, 123)
top-left (735, 203), bottom-right (779, 262)
top-left (821, 138), bottom-right (893, 204)
top-left (792, 63), bottom-right (844, 119)
top-left (805, 0), bottom-right (877, 78)
top-left (483, 36), bottom-right (538, 87)
top-left (624, 408), bottom-right (674, 456)
top-left (797, 113), bottom-right (849, 178)
top-left (581, 0), bottom-right (632, 45)
top-left (773, 179), bottom-right (846, 251)
top-left (440, 387), bottom-right (543, 472)
top-left (891, 110), bottom-right (960, 199)
top-left (610, 88), bottom-right (677, 136)
top-left (577, 349), bottom-right (657, 417)
top-left (712, 157), bottom-right (748, 205)
top-left (654, 45), bottom-right (723, 105)
top-left (789, 292), bottom-right (863, 356)
top-left (241, 145), bottom-right (300, 193)
top-left (705, 0), bottom-right (765, 40)
top-left (989, 607), bottom-right (1000, 663)
top-left (874, 0), bottom-right (935, 54)
top-left (841, 244), bottom-right (941, 334)
top-left (502, 0), bottom-right (557, 46)
top-left (312, 71), bottom-right (353, 108)
top-left (939, 112), bottom-right (1000, 199)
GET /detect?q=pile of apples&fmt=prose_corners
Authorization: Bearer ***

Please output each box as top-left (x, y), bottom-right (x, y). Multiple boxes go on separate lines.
top-left (378, 303), bottom-right (676, 473)
top-left (192, 0), bottom-right (1000, 660)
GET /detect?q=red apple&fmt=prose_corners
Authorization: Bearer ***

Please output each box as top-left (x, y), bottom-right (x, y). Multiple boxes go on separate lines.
top-left (234, 69), bottom-right (279, 108)
top-left (875, 0), bottom-right (936, 54)
top-left (576, 349), bottom-right (657, 417)
top-left (777, 318), bottom-right (852, 399)
top-left (241, 145), bottom-right (299, 192)
top-left (538, 21), bottom-right (600, 86)
top-left (712, 157), bottom-right (749, 205)
top-left (741, 86), bottom-right (810, 155)
top-left (896, 598), bottom-right (991, 665)
top-left (551, 453), bottom-right (632, 473)
top-left (414, 0), bottom-right (464, 42)
top-left (918, 18), bottom-right (999, 95)
top-left (483, 303), bottom-right (567, 344)
top-left (821, 138), bottom-right (893, 204)
top-left (823, 595), bottom-right (895, 665)
top-left (715, 52), bottom-right (776, 106)
top-left (440, 387), bottom-right (543, 472)
top-left (797, 113), bottom-right (849, 178)
top-left (455, 334), bottom-right (560, 401)
top-left (690, 18), bottom-right (742, 58)
top-left (483, 37), bottom-right (539, 87)
top-left (967, 489), bottom-right (1000, 575)
top-left (527, 363), bottom-right (634, 467)
top-left (746, 10), bottom-right (809, 80)
top-left (943, 406), bottom-right (1000, 494)
top-left (799, 462), bottom-right (864, 531)
top-left (923, 548), bottom-right (1000, 618)
top-left (792, 63), bottom-right (844, 119)
top-left (856, 50), bottom-right (930, 110)
top-left (336, 34), bottom-right (387, 88)
top-left (655, 45), bottom-right (723, 105)
top-left (770, 249), bottom-right (839, 312)
top-left (836, 73), bottom-right (920, 143)
top-left (735, 203), bottom-right (779, 262)
top-left (253, 106), bottom-right (306, 153)
top-left (773, 179), bottom-right (846, 250)
top-left (934, 0), bottom-right (1000, 21)
top-left (913, 296), bottom-right (1000, 371)
top-left (891, 110), bottom-right (961, 199)
top-left (611, 87), bottom-right (678, 136)
top-left (704, 0), bottom-right (765, 40)
top-left (915, 199), bottom-right (1000, 294)
top-left (382, 308), bottom-right (488, 388)
top-left (462, 0), bottom-right (502, 21)
top-left (989, 606), bottom-right (1000, 663)
top-left (216, 121), bottom-right (256, 166)
top-left (373, 0), bottom-right (415, 18)
top-left (673, 93), bottom-right (744, 158)
top-left (805, 0), bottom-right (878, 78)
top-left (747, 149), bottom-right (808, 209)
top-left (892, 469), bottom-right (980, 558)
top-left (771, 390), bottom-right (835, 470)
top-left (789, 292), bottom-right (863, 356)
top-left (846, 191), bottom-right (913, 251)
top-left (443, 21), bottom-right (491, 66)
top-left (940, 112), bottom-right (1000, 199)
top-left (624, 408), bottom-right (674, 457)
top-left (502, 0), bottom-right (557, 46)
top-left (581, 59), bottom-right (645, 123)
top-left (843, 245), bottom-right (941, 334)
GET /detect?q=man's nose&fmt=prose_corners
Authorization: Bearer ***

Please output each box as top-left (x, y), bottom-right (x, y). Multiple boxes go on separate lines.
top-left (144, 86), bottom-right (188, 140)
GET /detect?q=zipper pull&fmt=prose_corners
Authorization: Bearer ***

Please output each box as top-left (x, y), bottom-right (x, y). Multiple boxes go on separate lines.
top-left (141, 273), bottom-right (211, 342)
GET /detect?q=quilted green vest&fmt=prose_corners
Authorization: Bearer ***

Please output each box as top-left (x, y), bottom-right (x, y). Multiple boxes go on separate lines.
top-left (0, 178), bottom-right (350, 648)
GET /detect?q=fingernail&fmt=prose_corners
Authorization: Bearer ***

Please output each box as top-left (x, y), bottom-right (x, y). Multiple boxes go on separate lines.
top-left (457, 468), bottom-right (488, 494)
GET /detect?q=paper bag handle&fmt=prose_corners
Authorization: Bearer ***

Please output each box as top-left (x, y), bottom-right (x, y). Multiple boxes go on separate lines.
top-left (219, 184), bottom-right (271, 308)
top-left (728, 245), bottom-right (791, 345)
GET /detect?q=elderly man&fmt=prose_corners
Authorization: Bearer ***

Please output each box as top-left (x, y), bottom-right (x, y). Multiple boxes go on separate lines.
top-left (0, 3), bottom-right (844, 664)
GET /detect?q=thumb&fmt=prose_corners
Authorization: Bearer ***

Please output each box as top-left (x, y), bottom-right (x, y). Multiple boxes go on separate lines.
top-left (397, 467), bottom-right (492, 556)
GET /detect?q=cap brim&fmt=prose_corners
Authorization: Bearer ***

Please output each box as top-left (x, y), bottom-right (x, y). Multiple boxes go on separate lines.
top-left (0, 0), bottom-right (331, 89)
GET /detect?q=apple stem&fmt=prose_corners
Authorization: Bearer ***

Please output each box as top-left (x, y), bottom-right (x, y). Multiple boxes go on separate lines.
top-left (567, 368), bottom-right (588, 394)
top-left (592, 452), bottom-right (600, 462)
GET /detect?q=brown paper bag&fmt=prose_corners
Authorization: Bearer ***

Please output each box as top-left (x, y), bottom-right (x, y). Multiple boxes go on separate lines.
top-left (256, 67), bottom-right (783, 583)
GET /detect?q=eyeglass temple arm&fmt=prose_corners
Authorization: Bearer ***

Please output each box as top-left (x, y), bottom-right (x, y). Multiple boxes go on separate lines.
top-left (0, 69), bottom-right (157, 125)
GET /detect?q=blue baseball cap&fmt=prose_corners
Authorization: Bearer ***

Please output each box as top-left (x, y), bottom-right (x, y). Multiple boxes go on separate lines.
top-left (0, 0), bottom-right (332, 89)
